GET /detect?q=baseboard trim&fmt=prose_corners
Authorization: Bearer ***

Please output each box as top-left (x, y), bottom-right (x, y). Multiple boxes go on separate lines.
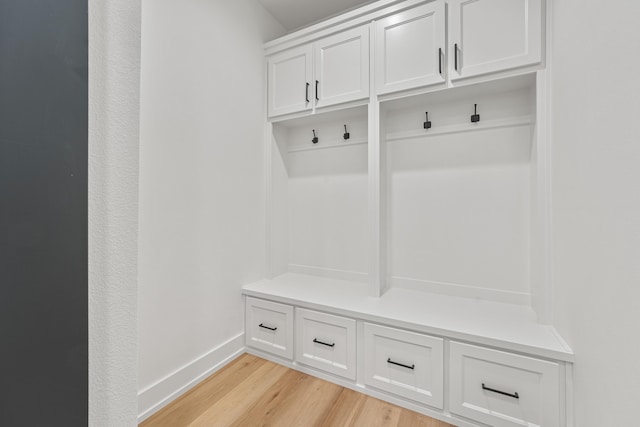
top-left (137, 333), bottom-right (245, 423)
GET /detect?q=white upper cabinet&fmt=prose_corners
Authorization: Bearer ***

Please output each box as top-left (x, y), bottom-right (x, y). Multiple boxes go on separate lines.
top-left (449, 0), bottom-right (543, 80)
top-left (268, 45), bottom-right (313, 117)
top-left (375, 1), bottom-right (446, 95)
top-left (314, 26), bottom-right (370, 109)
top-left (267, 26), bottom-right (370, 118)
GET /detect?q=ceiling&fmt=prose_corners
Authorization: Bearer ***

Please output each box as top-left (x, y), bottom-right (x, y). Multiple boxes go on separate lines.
top-left (257, 0), bottom-right (376, 32)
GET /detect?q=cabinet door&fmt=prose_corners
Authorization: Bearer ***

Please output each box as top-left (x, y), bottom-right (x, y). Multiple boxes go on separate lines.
top-left (449, 0), bottom-right (542, 81)
top-left (268, 44), bottom-right (313, 117)
top-left (245, 297), bottom-right (294, 359)
top-left (295, 308), bottom-right (357, 380)
top-left (449, 342), bottom-right (560, 427)
top-left (314, 25), bottom-right (370, 109)
top-left (364, 323), bottom-right (444, 408)
top-left (375, 1), bottom-right (445, 95)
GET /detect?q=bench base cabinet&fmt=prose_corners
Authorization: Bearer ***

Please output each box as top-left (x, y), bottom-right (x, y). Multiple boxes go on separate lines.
top-left (449, 341), bottom-right (561, 427)
top-left (364, 323), bottom-right (444, 409)
top-left (245, 296), bottom-right (569, 426)
top-left (295, 308), bottom-right (357, 380)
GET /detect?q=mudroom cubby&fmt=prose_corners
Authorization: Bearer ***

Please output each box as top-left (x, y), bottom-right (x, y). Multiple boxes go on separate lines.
top-left (381, 74), bottom-right (537, 305)
top-left (268, 105), bottom-right (370, 284)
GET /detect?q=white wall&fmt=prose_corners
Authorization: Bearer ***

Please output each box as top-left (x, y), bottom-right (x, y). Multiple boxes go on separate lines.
top-left (137, 0), bottom-right (284, 418)
top-left (550, 1), bottom-right (640, 425)
top-left (89, 0), bottom-right (141, 425)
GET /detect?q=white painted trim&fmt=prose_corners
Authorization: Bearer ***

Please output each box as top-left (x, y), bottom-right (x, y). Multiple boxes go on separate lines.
top-left (264, 58), bottom-right (274, 280)
top-left (386, 115), bottom-right (534, 142)
top-left (542, 0), bottom-right (555, 326)
top-left (565, 362), bottom-right (574, 427)
top-left (288, 264), bottom-right (368, 283)
top-left (137, 334), bottom-right (245, 423)
top-left (390, 276), bottom-right (532, 306)
top-left (265, 120), bottom-right (274, 280)
top-left (245, 347), bottom-right (482, 427)
top-left (287, 138), bottom-right (367, 153)
top-left (369, 99), bottom-right (383, 297)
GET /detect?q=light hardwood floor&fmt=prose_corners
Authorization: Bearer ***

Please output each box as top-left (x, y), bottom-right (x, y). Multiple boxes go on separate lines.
top-left (141, 353), bottom-right (455, 427)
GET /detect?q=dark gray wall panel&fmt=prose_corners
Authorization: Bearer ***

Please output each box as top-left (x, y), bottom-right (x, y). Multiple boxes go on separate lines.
top-left (0, 1), bottom-right (88, 425)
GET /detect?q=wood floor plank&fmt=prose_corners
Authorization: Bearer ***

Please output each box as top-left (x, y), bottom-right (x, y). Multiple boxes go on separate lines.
top-left (263, 374), bottom-right (344, 426)
top-left (140, 353), bottom-right (455, 427)
top-left (189, 361), bottom-right (289, 426)
top-left (317, 388), bottom-right (367, 427)
top-left (350, 397), bottom-right (402, 427)
top-left (228, 368), bottom-right (307, 427)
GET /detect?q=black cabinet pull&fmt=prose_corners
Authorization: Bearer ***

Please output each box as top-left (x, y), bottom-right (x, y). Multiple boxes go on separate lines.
top-left (313, 338), bottom-right (335, 347)
top-left (387, 358), bottom-right (415, 370)
top-left (454, 43), bottom-right (458, 71)
top-left (315, 80), bottom-right (319, 101)
top-left (258, 323), bottom-right (277, 331)
top-left (482, 383), bottom-right (519, 399)
top-left (438, 47), bottom-right (442, 75)
top-left (305, 82), bottom-right (309, 103)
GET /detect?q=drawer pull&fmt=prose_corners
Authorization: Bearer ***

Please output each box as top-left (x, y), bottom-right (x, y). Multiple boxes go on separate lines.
top-left (258, 323), bottom-right (277, 331)
top-left (313, 338), bottom-right (335, 347)
top-left (454, 43), bottom-right (459, 71)
top-left (387, 358), bottom-right (415, 370)
top-left (482, 383), bottom-right (519, 399)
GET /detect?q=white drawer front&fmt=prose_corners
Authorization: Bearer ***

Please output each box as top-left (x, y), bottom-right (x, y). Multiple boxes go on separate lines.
top-left (245, 297), bottom-right (294, 359)
top-left (364, 323), bottom-right (444, 408)
top-left (450, 342), bottom-right (560, 427)
top-left (295, 308), bottom-right (356, 380)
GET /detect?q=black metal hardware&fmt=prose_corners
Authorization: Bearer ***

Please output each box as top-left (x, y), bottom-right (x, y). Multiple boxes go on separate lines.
top-left (313, 338), bottom-right (335, 347)
top-left (258, 323), bottom-right (277, 331)
top-left (343, 124), bottom-right (350, 140)
top-left (454, 43), bottom-right (458, 71)
top-left (438, 47), bottom-right (442, 75)
top-left (482, 383), bottom-right (519, 399)
top-left (387, 358), bottom-right (415, 370)
top-left (315, 80), bottom-right (319, 101)
top-left (305, 82), bottom-right (310, 103)
top-left (471, 104), bottom-right (480, 123)
top-left (312, 129), bottom-right (318, 144)
top-left (423, 112), bottom-right (432, 130)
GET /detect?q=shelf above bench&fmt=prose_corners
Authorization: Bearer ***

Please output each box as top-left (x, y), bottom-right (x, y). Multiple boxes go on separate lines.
top-left (242, 273), bottom-right (573, 362)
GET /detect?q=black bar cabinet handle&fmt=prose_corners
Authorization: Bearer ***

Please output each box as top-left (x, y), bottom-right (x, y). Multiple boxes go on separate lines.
top-left (315, 80), bottom-right (319, 101)
top-left (482, 383), bottom-right (519, 399)
top-left (387, 358), bottom-right (415, 370)
top-left (438, 47), bottom-right (442, 74)
top-left (258, 323), bottom-right (277, 331)
top-left (454, 43), bottom-right (458, 71)
top-left (313, 338), bottom-right (335, 347)
top-left (305, 82), bottom-right (309, 103)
